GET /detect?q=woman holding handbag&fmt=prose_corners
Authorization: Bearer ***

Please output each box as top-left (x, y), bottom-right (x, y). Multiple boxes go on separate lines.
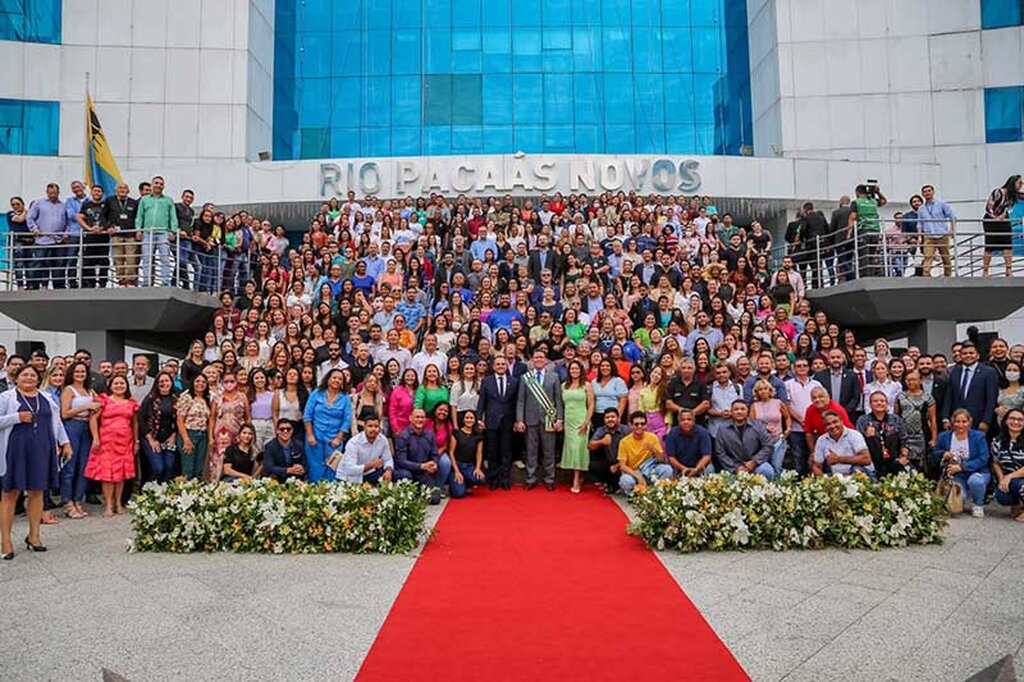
top-left (931, 409), bottom-right (991, 518)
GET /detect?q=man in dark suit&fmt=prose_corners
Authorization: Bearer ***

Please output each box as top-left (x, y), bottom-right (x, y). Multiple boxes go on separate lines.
top-left (527, 234), bottom-right (558, 281)
top-left (515, 349), bottom-right (564, 490)
top-left (477, 355), bottom-right (519, 490)
top-left (917, 355), bottom-right (948, 423)
top-left (941, 341), bottom-right (999, 431)
top-left (814, 348), bottom-right (862, 422)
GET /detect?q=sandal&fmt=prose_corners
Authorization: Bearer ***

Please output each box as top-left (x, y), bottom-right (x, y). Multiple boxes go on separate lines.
top-left (41, 512), bottom-right (60, 525)
top-left (64, 504), bottom-right (85, 520)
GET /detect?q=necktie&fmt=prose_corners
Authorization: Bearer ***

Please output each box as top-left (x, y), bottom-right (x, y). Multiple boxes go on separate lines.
top-left (961, 367), bottom-right (972, 397)
top-left (858, 371), bottom-right (865, 390)
top-left (498, 375), bottom-right (505, 397)
top-left (536, 370), bottom-right (543, 384)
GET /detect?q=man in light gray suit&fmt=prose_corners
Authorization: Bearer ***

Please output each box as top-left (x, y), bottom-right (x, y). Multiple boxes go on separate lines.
top-left (515, 349), bottom-right (564, 490)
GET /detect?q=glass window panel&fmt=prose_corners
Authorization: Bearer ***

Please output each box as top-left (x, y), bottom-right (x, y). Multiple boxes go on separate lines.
top-left (662, 0), bottom-right (692, 26)
top-left (453, 28), bottom-right (481, 51)
top-left (425, 29), bottom-right (452, 74)
top-left (392, 76), bottom-right (422, 126)
top-left (362, 127), bottom-right (391, 156)
top-left (601, 0), bottom-right (631, 24)
top-left (451, 74), bottom-right (483, 124)
top-left (694, 123), bottom-right (715, 154)
top-left (302, 32), bottom-right (333, 77)
top-left (483, 74), bottom-right (513, 124)
top-left (300, 127), bottom-right (331, 158)
top-left (543, 0), bottom-right (571, 19)
top-left (632, 29), bottom-right (662, 73)
top-left (451, 125), bottom-right (483, 152)
top-left (367, 0), bottom-right (391, 26)
top-left (511, 0), bottom-right (541, 26)
top-left (0, 126), bottom-right (23, 155)
top-left (634, 124), bottom-right (665, 153)
top-left (985, 87), bottom-right (1024, 143)
top-left (665, 124), bottom-right (696, 153)
top-left (572, 27), bottom-right (602, 71)
top-left (981, 0), bottom-right (1024, 29)
top-left (424, 125), bottom-right (452, 154)
top-left (392, 0), bottom-right (423, 27)
top-left (634, 74), bottom-right (665, 124)
top-left (574, 124), bottom-right (601, 153)
top-left (364, 31), bottom-right (391, 76)
top-left (542, 50), bottom-right (571, 73)
top-left (632, 0), bottom-right (656, 26)
top-left (329, 127), bottom-right (359, 157)
top-left (452, 50), bottom-right (483, 73)
top-left (573, 73), bottom-right (602, 124)
top-left (425, 0), bottom-right (451, 26)
top-left (423, 74), bottom-right (452, 125)
top-left (330, 1), bottom-right (356, 26)
top-left (602, 28), bottom-right (631, 72)
top-left (482, 2), bottom-right (510, 26)
top-left (391, 126), bottom-right (421, 155)
top-left (693, 74), bottom-right (718, 123)
top-left (0, 99), bottom-right (22, 127)
top-left (662, 29), bottom-right (694, 72)
top-left (16, 0), bottom-right (60, 44)
top-left (330, 34), bottom-right (361, 76)
top-left (543, 27), bottom-right (571, 50)
top-left (690, 0), bottom-right (722, 27)
top-left (514, 125), bottom-right (543, 152)
top-left (603, 74), bottom-right (634, 124)
top-left (663, 74), bottom-right (696, 123)
top-left (483, 28), bottom-right (512, 72)
top-left (453, 0), bottom-right (482, 28)
top-left (571, 0), bottom-right (602, 25)
top-left (693, 28), bottom-right (723, 74)
top-left (512, 31), bottom-right (542, 71)
top-left (331, 78), bottom-right (362, 126)
top-left (299, 79), bottom-right (331, 126)
top-left (482, 125), bottom-right (513, 153)
top-left (543, 74), bottom-right (572, 124)
top-left (513, 75), bottom-right (543, 124)
top-left (544, 125), bottom-right (574, 151)
top-left (392, 31), bottom-right (421, 75)
top-left (605, 124), bottom-right (636, 153)
top-left (364, 77), bottom-right (392, 122)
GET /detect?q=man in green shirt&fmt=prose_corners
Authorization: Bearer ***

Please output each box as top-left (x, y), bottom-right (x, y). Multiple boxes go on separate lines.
top-left (135, 175), bottom-right (178, 286)
top-left (850, 183), bottom-right (888, 277)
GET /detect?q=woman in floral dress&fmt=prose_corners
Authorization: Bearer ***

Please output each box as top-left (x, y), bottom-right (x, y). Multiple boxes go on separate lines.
top-left (206, 373), bottom-right (250, 482)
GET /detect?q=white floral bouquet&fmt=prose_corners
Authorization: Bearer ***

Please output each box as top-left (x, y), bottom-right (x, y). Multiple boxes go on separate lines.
top-left (128, 478), bottom-right (431, 554)
top-left (628, 471), bottom-right (947, 553)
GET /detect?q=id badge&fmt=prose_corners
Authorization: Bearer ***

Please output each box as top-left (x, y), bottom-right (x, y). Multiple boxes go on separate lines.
top-left (120, 213), bottom-right (128, 220)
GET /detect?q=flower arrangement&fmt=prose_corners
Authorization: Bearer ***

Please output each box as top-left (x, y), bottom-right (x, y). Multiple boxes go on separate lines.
top-left (628, 471), bottom-right (947, 553)
top-left (128, 478), bottom-right (431, 554)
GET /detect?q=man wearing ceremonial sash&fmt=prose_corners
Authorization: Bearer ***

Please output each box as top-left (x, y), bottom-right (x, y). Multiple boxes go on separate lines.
top-left (515, 349), bottom-right (564, 490)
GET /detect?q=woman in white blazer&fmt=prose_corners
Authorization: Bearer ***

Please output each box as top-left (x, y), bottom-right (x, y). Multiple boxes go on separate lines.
top-left (0, 365), bottom-right (70, 559)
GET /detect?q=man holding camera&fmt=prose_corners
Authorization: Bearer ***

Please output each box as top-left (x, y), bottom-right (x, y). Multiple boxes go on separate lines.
top-left (850, 182), bottom-right (887, 278)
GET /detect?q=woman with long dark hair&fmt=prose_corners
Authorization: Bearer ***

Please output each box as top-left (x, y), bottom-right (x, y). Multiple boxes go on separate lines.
top-left (176, 373), bottom-right (212, 480)
top-left (983, 174), bottom-right (1021, 277)
top-left (302, 368), bottom-right (352, 483)
top-left (139, 372), bottom-right (180, 483)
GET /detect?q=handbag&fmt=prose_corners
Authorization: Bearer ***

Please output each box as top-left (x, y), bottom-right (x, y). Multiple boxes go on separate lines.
top-left (325, 449), bottom-right (343, 472)
top-left (935, 469), bottom-right (964, 514)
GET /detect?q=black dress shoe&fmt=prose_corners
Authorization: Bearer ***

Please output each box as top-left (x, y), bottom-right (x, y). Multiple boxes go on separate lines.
top-left (524, 482), bottom-right (535, 491)
top-left (545, 483), bottom-right (555, 491)
top-left (1, 551), bottom-right (12, 560)
top-left (25, 537), bottom-right (47, 552)
top-left (501, 481), bottom-right (511, 491)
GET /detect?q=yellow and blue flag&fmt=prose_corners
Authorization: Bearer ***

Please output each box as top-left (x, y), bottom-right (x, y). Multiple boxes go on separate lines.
top-left (84, 93), bottom-right (122, 196)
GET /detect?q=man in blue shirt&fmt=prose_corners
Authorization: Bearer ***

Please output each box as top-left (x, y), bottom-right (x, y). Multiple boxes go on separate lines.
top-left (665, 409), bottom-right (714, 477)
top-left (26, 183), bottom-right (70, 290)
top-left (361, 243), bottom-right (386, 282)
top-left (486, 293), bottom-right (525, 333)
top-left (393, 409), bottom-right (451, 504)
top-left (743, 352), bottom-right (790, 404)
top-left (917, 184), bottom-right (956, 277)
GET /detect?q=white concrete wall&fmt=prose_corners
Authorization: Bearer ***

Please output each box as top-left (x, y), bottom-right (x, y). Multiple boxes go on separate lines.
top-left (749, 0), bottom-right (1024, 215)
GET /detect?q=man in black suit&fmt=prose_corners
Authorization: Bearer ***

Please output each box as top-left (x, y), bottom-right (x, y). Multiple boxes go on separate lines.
top-left (527, 234), bottom-right (558, 281)
top-left (477, 355), bottom-right (519, 490)
top-left (941, 341), bottom-right (999, 432)
top-left (814, 349), bottom-right (862, 422)
top-left (917, 355), bottom-right (948, 423)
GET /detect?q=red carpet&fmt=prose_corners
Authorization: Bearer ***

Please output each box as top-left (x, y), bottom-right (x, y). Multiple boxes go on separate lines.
top-left (357, 487), bottom-right (748, 681)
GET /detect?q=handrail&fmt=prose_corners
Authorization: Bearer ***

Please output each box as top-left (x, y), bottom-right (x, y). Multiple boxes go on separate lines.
top-left (0, 228), bottom-right (250, 294)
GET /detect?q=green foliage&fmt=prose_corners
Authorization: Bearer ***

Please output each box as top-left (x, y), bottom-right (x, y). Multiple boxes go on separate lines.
top-left (129, 478), bottom-right (430, 554)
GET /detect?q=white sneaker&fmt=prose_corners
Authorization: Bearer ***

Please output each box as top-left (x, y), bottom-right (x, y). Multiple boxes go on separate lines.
top-left (971, 506), bottom-right (985, 518)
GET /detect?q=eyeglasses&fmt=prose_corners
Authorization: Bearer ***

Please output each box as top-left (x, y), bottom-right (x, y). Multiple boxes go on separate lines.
top-left (632, 421), bottom-right (646, 427)
top-left (278, 426), bottom-right (293, 432)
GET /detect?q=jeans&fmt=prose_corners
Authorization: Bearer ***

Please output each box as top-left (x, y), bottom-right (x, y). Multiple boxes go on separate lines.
top-left (30, 243), bottom-right (67, 289)
top-left (176, 239), bottom-right (193, 289)
top-left (619, 457), bottom-right (674, 494)
top-left (141, 230), bottom-right (171, 286)
top-left (994, 477), bottom-right (1024, 507)
top-left (952, 470), bottom-right (990, 507)
top-left (179, 429), bottom-right (208, 480)
top-left (449, 461), bottom-right (486, 498)
top-left (81, 235), bottom-right (110, 288)
top-left (60, 420), bottom-right (92, 503)
top-left (141, 439), bottom-right (177, 483)
top-left (787, 431), bottom-right (811, 476)
top-left (395, 454), bottom-right (453, 490)
top-left (770, 438), bottom-right (787, 475)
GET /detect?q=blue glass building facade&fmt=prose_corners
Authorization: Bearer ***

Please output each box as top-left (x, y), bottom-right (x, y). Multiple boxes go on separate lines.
top-left (273, 0), bottom-right (752, 160)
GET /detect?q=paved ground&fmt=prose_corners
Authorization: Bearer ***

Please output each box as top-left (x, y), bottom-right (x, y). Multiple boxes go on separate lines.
top-left (0, 500), bottom-right (1021, 681)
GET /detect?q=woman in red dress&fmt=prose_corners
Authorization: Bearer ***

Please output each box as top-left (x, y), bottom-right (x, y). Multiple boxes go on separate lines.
top-left (86, 375), bottom-right (139, 518)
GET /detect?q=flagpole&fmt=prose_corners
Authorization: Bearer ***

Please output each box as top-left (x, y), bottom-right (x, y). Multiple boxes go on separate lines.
top-left (84, 72), bottom-right (91, 184)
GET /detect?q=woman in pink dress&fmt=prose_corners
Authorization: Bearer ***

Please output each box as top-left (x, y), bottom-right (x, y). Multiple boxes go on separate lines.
top-left (206, 373), bottom-right (250, 482)
top-left (86, 375), bottom-right (139, 517)
top-left (388, 368), bottom-right (417, 437)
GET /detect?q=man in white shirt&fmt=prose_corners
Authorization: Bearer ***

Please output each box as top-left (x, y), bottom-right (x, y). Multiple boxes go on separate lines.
top-left (411, 334), bottom-right (447, 382)
top-left (785, 358), bottom-right (823, 476)
top-left (319, 342), bottom-right (349, 377)
top-left (812, 411), bottom-right (875, 478)
top-left (129, 355), bottom-right (154, 403)
top-left (338, 413), bottom-right (393, 484)
top-left (374, 329), bottom-right (412, 373)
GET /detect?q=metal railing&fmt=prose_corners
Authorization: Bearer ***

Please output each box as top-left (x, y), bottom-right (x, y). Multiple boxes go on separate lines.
top-left (780, 218), bottom-right (1024, 290)
top-left (0, 229), bottom-right (254, 294)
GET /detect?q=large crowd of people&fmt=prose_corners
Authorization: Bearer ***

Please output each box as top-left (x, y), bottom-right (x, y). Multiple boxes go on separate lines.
top-left (1, 179), bottom-right (1024, 559)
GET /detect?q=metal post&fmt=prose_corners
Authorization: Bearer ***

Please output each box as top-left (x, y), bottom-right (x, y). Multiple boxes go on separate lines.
top-left (852, 225), bottom-right (860, 280)
top-left (76, 231), bottom-right (84, 288)
top-left (814, 235), bottom-right (822, 289)
top-left (950, 219), bottom-right (958, 277)
top-left (175, 230), bottom-right (180, 290)
top-left (881, 225), bottom-right (889, 277)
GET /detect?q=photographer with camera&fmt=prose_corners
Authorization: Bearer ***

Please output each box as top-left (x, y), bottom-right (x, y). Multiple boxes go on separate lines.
top-left (850, 181), bottom-right (888, 278)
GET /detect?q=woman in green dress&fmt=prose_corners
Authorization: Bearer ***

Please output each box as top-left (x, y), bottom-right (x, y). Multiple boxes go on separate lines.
top-left (560, 360), bottom-right (594, 494)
